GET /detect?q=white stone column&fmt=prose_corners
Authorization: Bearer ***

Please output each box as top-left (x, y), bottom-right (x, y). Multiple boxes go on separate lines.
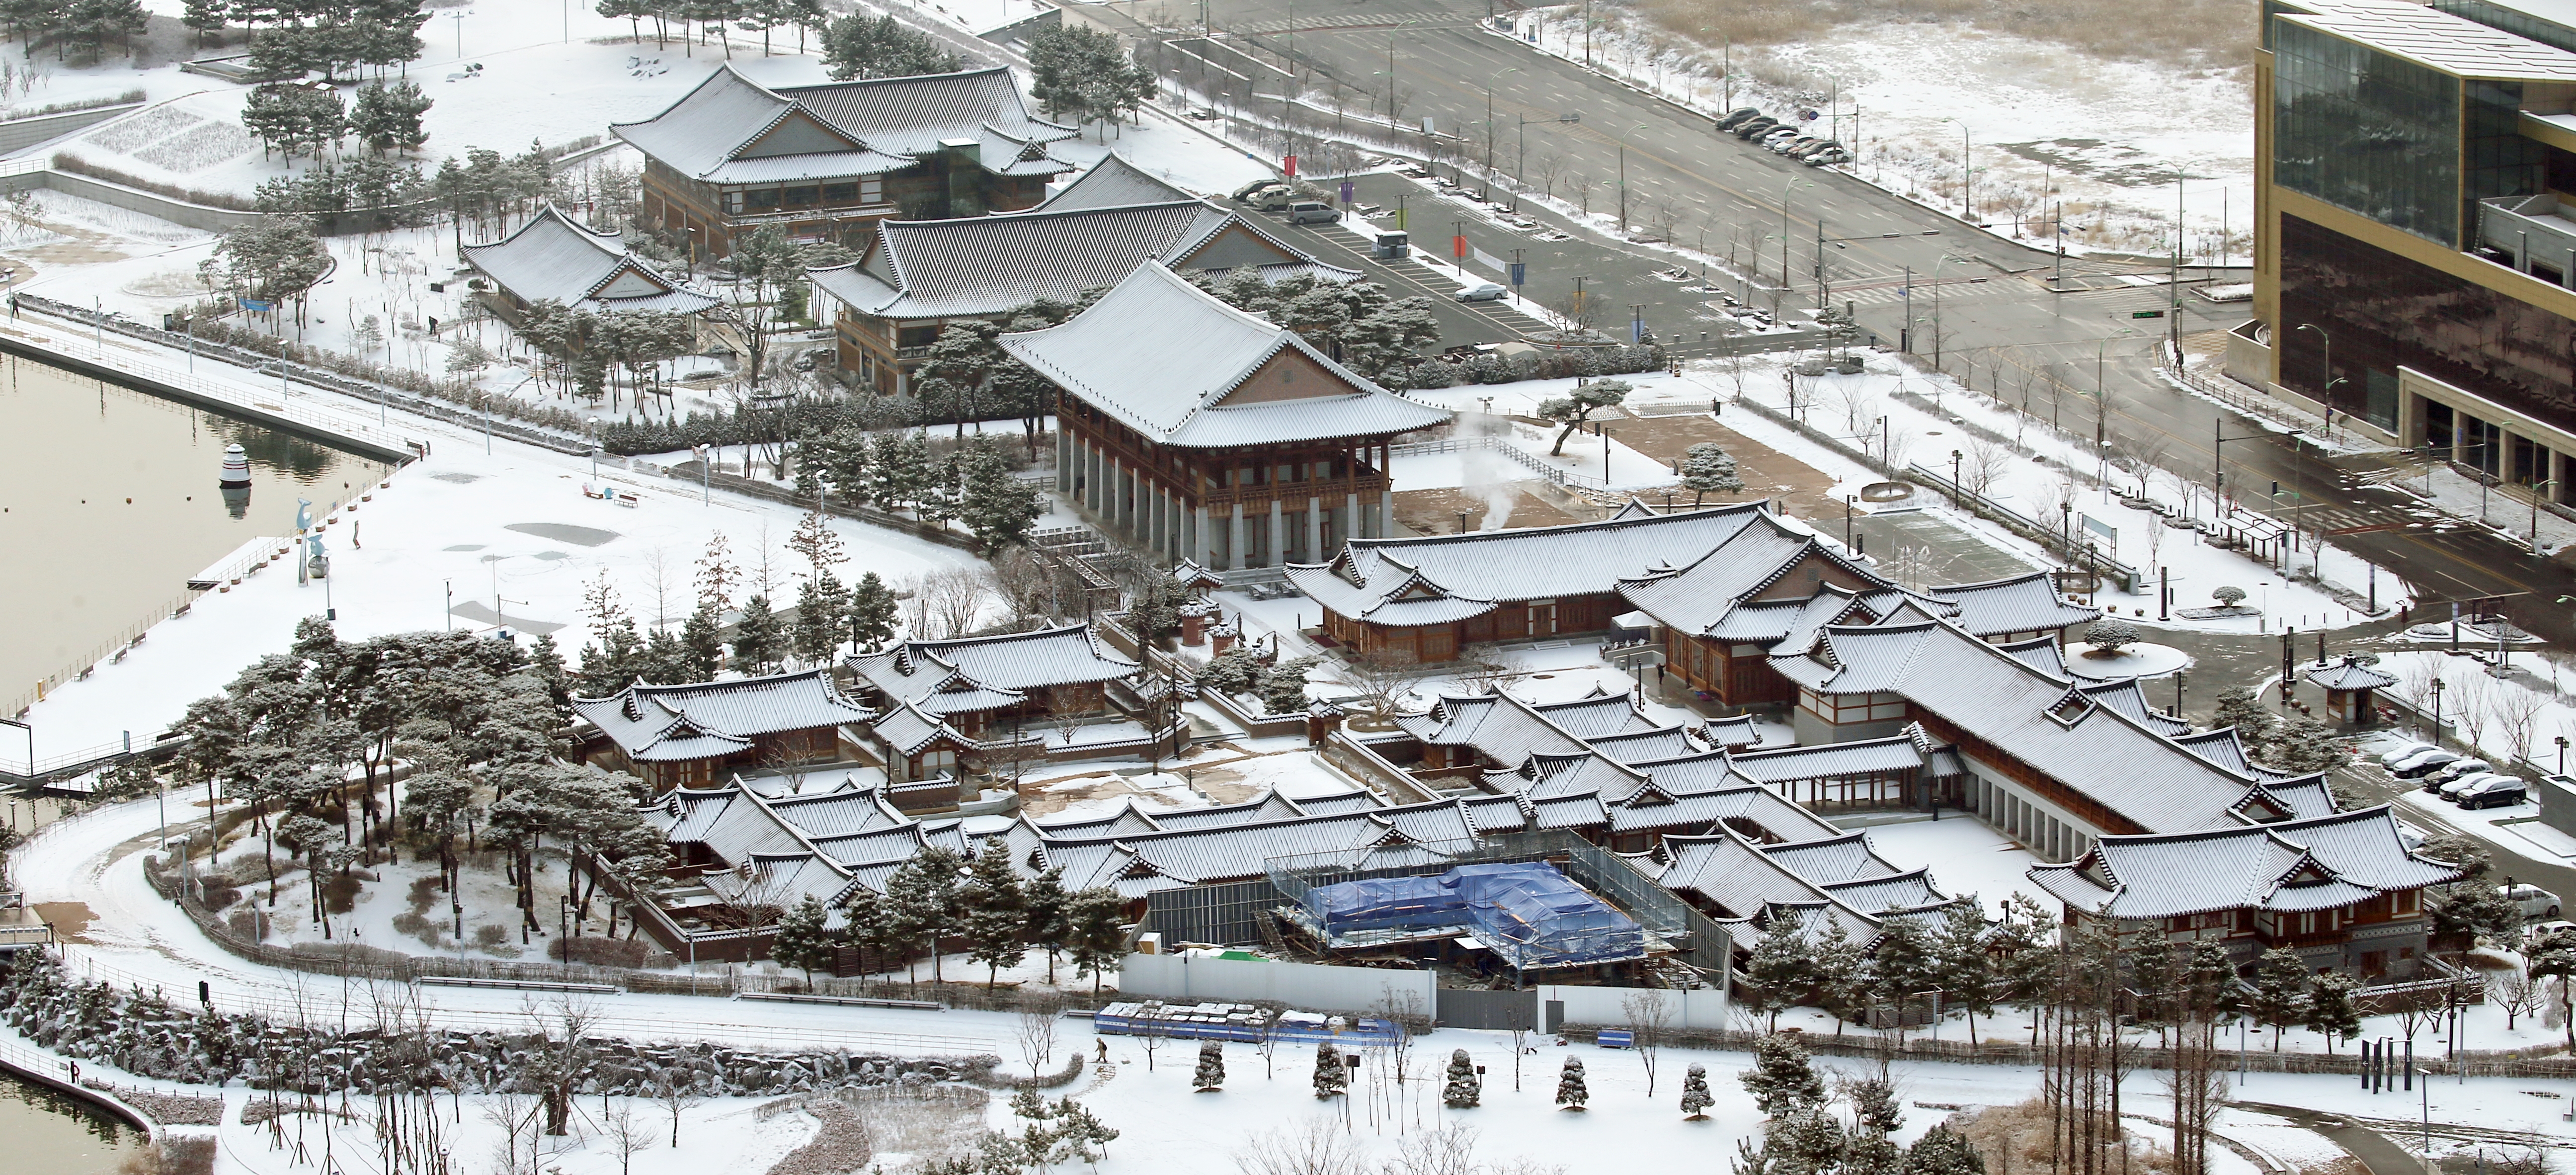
top-left (1229, 504), bottom-right (1247, 570)
top-left (1270, 498), bottom-right (1286, 567)
top-left (1380, 490), bottom-right (1395, 538)
top-left (1305, 495), bottom-right (1322, 563)
top-left (1345, 491), bottom-right (1361, 547)
top-left (1197, 504), bottom-right (1214, 568)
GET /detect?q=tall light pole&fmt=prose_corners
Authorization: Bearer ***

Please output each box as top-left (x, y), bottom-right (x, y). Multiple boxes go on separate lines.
top-left (1780, 177), bottom-right (1813, 306)
top-left (2294, 323), bottom-right (2344, 418)
top-left (1945, 117), bottom-right (1972, 220)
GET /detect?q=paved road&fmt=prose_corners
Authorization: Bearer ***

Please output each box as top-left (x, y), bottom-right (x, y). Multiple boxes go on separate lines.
top-left (2241, 1102), bottom-right (2429, 1175)
top-left (1122, 0), bottom-right (2576, 645)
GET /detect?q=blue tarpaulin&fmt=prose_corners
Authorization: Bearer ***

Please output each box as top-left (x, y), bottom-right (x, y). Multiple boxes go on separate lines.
top-left (1305, 863), bottom-right (1642, 967)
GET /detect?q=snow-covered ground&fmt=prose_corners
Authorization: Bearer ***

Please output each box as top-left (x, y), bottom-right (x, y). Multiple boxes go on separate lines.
top-left (16, 351), bottom-right (987, 753)
top-left (1496, 8), bottom-right (2251, 263)
top-left (1666, 349), bottom-right (2400, 633)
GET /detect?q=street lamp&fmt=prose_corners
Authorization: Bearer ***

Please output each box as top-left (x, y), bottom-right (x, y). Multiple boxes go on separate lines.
top-left (1944, 117), bottom-right (1973, 220)
top-left (588, 416), bottom-right (602, 480)
top-left (1780, 177), bottom-right (1815, 305)
top-left (2294, 324), bottom-right (2345, 421)
top-left (2531, 479), bottom-right (2558, 557)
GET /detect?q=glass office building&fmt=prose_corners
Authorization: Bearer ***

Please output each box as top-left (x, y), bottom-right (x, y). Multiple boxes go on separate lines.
top-left (2253, 0), bottom-right (2576, 492)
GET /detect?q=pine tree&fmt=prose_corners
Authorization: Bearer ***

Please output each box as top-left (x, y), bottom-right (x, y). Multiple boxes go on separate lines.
top-left (1768, 1107), bottom-right (1848, 1175)
top-left (792, 569), bottom-right (849, 667)
top-left (679, 600), bottom-right (724, 679)
top-left (770, 894), bottom-right (832, 983)
top-left (1064, 885), bottom-right (1126, 993)
top-left (1554, 1056), bottom-right (1588, 1110)
top-left (1311, 1041), bottom-right (1347, 1098)
top-left (1193, 1041), bottom-right (1225, 1091)
top-left (1867, 918), bottom-right (1935, 1027)
top-left (787, 508), bottom-right (847, 577)
top-left (1740, 1031), bottom-right (1826, 1117)
top-left (1811, 918), bottom-right (1867, 1036)
top-left (2263, 714), bottom-right (2344, 774)
top-left (350, 79), bottom-right (431, 155)
top-left (1743, 922), bottom-right (1814, 1030)
top-left (2304, 970), bottom-right (2362, 1053)
top-left (961, 842), bottom-right (1027, 989)
top-left (1682, 440), bottom-right (1745, 505)
top-left (1442, 1048), bottom-right (1480, 1108)
top-left (1021, 866), bottom-right (1071, 984)
top-left (731, 593), bottom-right (783, 672)
top-left (1930, 899), bottom-right (1994, 1044)
top-left (1902, 1124), bottom-right (1986, 1175)
top-left (2248, 947), bottom-right (2311, 1051)
top-left (847, 572), bottom-right (899, 652)
top-left (1680, 1062), bottom-right (1713, 1118)
top-left (958, 442), bottom-right (1045, 554)
top-left (2212, 684), bottom-right (2276, 749)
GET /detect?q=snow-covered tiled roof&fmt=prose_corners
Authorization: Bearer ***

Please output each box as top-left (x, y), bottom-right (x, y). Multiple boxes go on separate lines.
top-left (1293, 503), bottom-right (1769, 628)
top-left (610, 64), bottom-right (1073, 184)
top-left (2306, 658), bottom-right (2399, 691)
top-left (462, 205), bottom-right (721, 315)
top-left (812, 199), bottom-right (1357, 323)
top-left (2027, 806), bottom-right (2463, 919)
top-left (1758, 833), bottom-right (1904, 885)
top-left (574, 670), bottom-right (871, 762)
top-left (1932, 573), bottom-right (2100, 636)
top-left (848, 623), bottom-right (1140, 714)
top-left (1038, 152), bottom-right (1198, 210)
top-left (999, 261), bottom-right (1450, 450)
top-left (1771, 619), bottom-right (2297, 835)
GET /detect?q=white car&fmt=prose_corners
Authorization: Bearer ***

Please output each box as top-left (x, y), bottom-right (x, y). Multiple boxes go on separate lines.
top-left (2528, 918), bottom-right (2576, 943)
top-left (1454, 283), bottom-right (1507, 302)
top-left (2378, 740), bottom-right (2435, 766)
top-left (2502, 883), bottom-right (2562, 919)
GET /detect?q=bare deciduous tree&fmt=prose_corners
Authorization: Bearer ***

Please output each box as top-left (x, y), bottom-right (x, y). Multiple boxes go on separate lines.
top-left (1232, 1118), bottom-right (1371, 1175)
top-left (1618, 989), bottom-right (1675, 1097)
top-left (1016, 997), bottom-right (1064, 1083)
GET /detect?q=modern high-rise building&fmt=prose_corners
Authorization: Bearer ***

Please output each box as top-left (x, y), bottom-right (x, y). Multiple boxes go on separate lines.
top-left (2248, 0), bottom-right (2576, 499)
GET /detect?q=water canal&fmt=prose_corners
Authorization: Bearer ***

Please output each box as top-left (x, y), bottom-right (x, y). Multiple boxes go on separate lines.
top-left (0, 350), bottom-right (390, 724)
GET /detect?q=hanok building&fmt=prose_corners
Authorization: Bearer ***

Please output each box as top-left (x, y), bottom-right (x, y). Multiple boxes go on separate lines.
top-left (1291, 502), bottom-right (1835, 663)
top-left (844, 622), bottom-right (1147, 741)
top-left (1640, 828), bottom-right (1968, 955)
top-left (999, 261), bottom-right (1452, 570)
top-left (1613, 508), bottom-right (2097, 708)
top-left (1776, 614), bottom-right (2348, 862)
top-left (459, 204), bottom-right (721, 324)
top-left (572, 670), bottom-right (874, 792)
top-left (610, 64), bottom-right (1076, 258)
top-left (2029, 807), bottom-right (2466, 977)
top-left (807, 155), bottom-right (1358, 393)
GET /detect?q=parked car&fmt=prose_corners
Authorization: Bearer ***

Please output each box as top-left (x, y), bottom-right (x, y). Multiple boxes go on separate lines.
top-left (2378, 740), bottom-right (2435, 765)
top-left (2437, 770), bottom-right (2510, 800)
top-left (1454, 282), bottom-right (1508, 302)
top-left (1285, 201), bottom-right (1336, 224)
top-left (2393, 750), bottom-right (2464, 778)
top-left (2425, 758), bottom-right (2493, 788)
top-left (1773, 136), bottom-right (1818, 155)
top-left (1797, 140), bottom-right (1846, 162)
top-left (1760, 127), bottom-right (1803, 148)
top-left (1734, 118), bottom-right (1778, 140)
top-left (1803, 149), bottom-right (1850, 167)
top-left (2528, 918), bottom-right (2576, 943)
top-left (2456, 778), bottom-right (2529, 809)
top-left (2503, 883), bottom-right (2563, 919)
top-left (1716, 107), bottom-right (1762, 130)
